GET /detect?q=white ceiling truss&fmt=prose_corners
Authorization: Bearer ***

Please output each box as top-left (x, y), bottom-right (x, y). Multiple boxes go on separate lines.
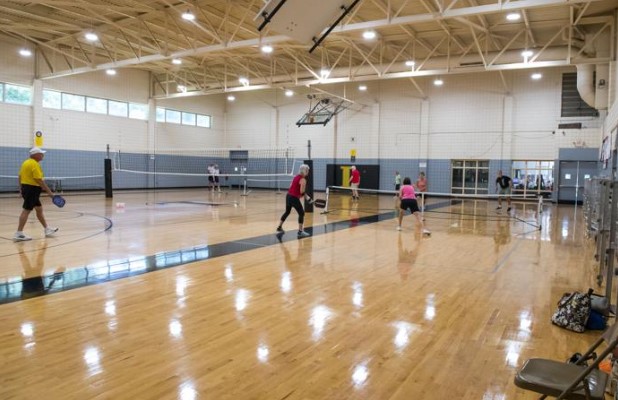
top-left (0, 0), bottom-right (615, 98)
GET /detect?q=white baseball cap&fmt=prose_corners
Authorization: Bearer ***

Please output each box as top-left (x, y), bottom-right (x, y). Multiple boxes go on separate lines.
top-left (29, 147), bottom-right (46, 155)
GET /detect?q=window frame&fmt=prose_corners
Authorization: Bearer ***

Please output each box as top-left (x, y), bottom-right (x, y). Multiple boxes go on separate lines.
top-left (451, 160), bottom-right (490, 195)
top-left (61, 92), bottom-right (86, 112)
top-left (4, 83), bottom-right (33, 105)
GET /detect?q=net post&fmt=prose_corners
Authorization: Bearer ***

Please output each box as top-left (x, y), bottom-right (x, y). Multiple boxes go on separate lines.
top-left (322, 186), bottom-right (330, 214)
top-left (420, 192), bottom-right (425, 218)
top-left (537, 195), bottom-right (543, 214)
top-left (104, 144), bottom-right (113, 198)
top-left (241, 178), bottom-right (249, 196)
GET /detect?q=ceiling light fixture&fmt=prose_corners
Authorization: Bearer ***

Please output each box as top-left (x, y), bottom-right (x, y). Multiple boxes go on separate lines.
top-left (227, 95), bottom-right (236, 101)
top-left (239, 77), bottom-right (249, 87)
top-left (362, 30), bottom-right (377, 40)
top-left (172, 58), bottom-right (182, 65)
top-left (19, 48), bottom-right (32, 57)
top-left (177, 84), bottom-right (187, 93)
top-left (358, 85), bottom-right (367, 91)
top-left (506, 13), bottom-right (521, 21)
top-left (405, 60), bottom-right (415, 67)
top-left (320, 68), bottom-right (330, 79)
top-left (434, 78), bottom-right (444, 86)
top-left (106, 69), bottom-right (117, 76)
top-left (521, 50), bottom-right (533, 58)
top-left (181, 10), bottom-right (195, 21)
top-left (531, 73), bottom-right (542, 80)
top-left (261, 45), bottom-right (273, 54)
top-left (85, 32), bottom-right (99, 41)
top-left (285, 90), bottom-right (294, 97)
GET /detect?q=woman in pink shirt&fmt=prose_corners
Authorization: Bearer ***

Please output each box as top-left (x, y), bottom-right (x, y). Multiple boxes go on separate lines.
top-left (398, 177), bottom-right (430, 235)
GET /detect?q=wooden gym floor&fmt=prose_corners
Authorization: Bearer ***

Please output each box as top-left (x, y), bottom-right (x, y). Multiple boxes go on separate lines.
top-left (0, 189), bottom-right (601, 399)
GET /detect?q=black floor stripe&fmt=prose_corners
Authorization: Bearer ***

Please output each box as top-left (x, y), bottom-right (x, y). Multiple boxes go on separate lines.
top-left (0, 201), bottom-right (447, 305)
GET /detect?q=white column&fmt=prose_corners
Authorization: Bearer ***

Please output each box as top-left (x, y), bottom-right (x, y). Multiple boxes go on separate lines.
top-left (419, 99), bottom-right (430, 166)
top-left (32, 79), bottom-right (43, 146)
top-left (147, 99), bottom-right (156, 154)
top-left (370, 102), bottom-right (380, 160)
top-left (501, 95), bottom-right (514, 162)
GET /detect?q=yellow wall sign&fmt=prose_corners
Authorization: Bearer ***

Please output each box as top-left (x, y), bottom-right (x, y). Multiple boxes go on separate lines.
top-left (34, 131), bottom-right (43, 147)
top-left (350, 149), bottom-right (357, 157)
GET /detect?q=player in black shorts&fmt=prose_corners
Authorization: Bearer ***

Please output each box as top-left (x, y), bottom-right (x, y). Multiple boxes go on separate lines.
top-left (495, 170), bottom-right (513, 212)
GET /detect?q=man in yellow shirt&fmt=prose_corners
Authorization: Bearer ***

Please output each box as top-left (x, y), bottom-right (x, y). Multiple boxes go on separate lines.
top-left (14, 147), bottom-right (58, 241)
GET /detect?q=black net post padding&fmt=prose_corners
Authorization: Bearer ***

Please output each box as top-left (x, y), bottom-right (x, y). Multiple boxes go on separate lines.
top-left (304, 159), bottom-right (314, 213)
top-left (104, 158), bottom-right (113, 198)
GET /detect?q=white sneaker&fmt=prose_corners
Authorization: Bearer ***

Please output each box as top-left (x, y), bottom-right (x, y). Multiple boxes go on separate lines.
top-left (14, 232), bottom-right (32, 241)
top-left (422, 229), bottom-right (431, 236)
top-left (45, 227), bottom-right (59, 237)
top-left (297, 230), bottom-right (311, 238)
top-left (396, 226), bottom-right (402, 231)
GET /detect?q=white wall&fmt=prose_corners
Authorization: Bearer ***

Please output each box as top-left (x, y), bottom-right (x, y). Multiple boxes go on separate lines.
top-left (224, 68), bottom-right (604, 161)
top-left (0, 30), bottom-right (608, 163)
top-left (0, 37), bottom-right (225, 154)
top-left (155, 96), bottom-right (226, 150)
top-left (44, 69), bottom-right (150, 104)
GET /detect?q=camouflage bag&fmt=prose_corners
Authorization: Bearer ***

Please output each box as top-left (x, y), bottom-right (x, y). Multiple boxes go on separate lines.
top-left (551, 289), bottom-right (593, 333)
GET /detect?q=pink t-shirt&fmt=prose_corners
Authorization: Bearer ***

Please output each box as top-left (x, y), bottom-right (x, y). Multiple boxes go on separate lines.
top-left (400, 185), bottom-right (417, 200)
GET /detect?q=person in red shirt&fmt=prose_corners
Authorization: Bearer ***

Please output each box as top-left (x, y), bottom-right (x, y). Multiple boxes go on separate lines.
top-left (349, 165), bottom-right (360, 200)
top-left (277, 164), bottom-right (311, 238)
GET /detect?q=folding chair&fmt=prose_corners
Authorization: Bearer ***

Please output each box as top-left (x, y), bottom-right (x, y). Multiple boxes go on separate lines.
top-left (514, 322), bottom-right (618, 400)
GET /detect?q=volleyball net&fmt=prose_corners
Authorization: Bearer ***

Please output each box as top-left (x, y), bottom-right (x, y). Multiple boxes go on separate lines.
top-left (108, 147), bottom-right (299, 193)
top-left (0, 148), bottom-right (106, 193)
top-left (0, 147), bottom-right (299, 194)
top-left (320, 186), bottom-right (544, 233)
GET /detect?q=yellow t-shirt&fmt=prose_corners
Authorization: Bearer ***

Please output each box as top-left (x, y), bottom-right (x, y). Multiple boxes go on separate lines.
top-left (19, 158), bottom-right (44, 186)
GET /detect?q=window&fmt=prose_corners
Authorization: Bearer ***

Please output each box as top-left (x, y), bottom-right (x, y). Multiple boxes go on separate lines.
top-left (62, 93), bottom-right (85, 111)
top-left (5, 84), bottom-right (32, 105)
top-left (197, 114), bottom-right (211, 128)
top-left (86, 97), bottom-right (108, 114)
top-left (451, 160), bottom-right (489, 195)
top-left (157, 106), bottom-right (211, 127)
top-left (108, 100), bottom-right (128, 117)
top-left (129, 103), bottom-right (148, 120)
top-left (42, 90), bottom-right (61, 109)
top-left (156, 107), bottom-right (165, 122)
top-left (182, 112), bottom-right (196, 126)
top-left (0, 83), bottom-right (3, 102)
top-left (512, 160), bottom-right (554, 198)
top-left (165, 109), bottom-right (181, 124)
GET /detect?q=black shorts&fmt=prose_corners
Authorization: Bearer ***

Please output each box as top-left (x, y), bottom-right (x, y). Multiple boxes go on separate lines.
top-left (21, 184), bottom-right (42, 210)
top-left (400, 198), bottom-right (420, 214)
top-left (208, 176), bottom-right (214, 183)
top-left (395, 184), bottom-right (400, 191)
top-left (214, 176), bottom-right (219, 183)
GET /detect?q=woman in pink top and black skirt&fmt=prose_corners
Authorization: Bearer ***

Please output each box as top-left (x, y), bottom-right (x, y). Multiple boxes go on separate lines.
top-left (398, 177), bottom-right (431, 235)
